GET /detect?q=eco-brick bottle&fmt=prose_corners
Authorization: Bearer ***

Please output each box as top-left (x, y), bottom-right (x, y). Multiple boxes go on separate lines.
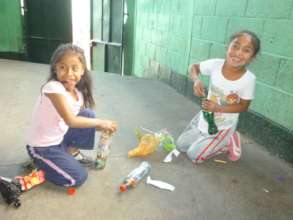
top-left (95, 131), bottom-right (112, 169)
top-left (119, 161), bottom-right (151, 192)
top-left (202, 111), bottom-right (218, 135)
top-left (201, 97), bottom-right (218, 135)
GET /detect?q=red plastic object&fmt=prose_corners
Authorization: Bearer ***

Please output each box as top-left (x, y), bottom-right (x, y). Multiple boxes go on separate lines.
top-left (67, 188), bottom-right (76, 195)
top-left (119, 184), bottom-right (127, 192)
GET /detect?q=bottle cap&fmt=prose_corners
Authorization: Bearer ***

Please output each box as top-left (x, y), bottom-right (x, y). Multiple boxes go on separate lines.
top-left (119, 184), bottom-right (127, 192)
top-left (67, 187), bottom-right (76, 195)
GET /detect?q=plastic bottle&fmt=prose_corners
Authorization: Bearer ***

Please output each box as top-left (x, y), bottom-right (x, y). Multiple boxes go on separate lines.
top-left (95, 131), bottom-right (112, 169)
top-left (119, 161), bottom-right (151, 192)
top-left (201, 96), bottom-right (218, 135)
top-left (202, 111), bottom-right (218, 135)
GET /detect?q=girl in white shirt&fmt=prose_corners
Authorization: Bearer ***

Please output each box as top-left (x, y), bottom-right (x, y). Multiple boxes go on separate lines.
top-left (177, 30), bottom-right (260, 164)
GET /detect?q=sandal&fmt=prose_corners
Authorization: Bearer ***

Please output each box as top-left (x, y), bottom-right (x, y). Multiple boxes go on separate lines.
top-left (72, 151), bottom-right (94, 166)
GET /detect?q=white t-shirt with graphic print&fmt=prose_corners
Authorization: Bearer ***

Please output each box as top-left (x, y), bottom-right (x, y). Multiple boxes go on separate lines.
top-left (197, 58), bottom-right (256, 134)
top-left (26, 80), bottom-right (84, 147)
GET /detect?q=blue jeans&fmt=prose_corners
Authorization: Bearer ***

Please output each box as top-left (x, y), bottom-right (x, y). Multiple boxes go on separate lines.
top-left (26, 109), bottom-right (96, 187)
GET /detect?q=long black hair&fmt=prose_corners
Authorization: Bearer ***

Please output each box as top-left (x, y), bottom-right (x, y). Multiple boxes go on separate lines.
top-left (48, 43), bottom-right (95, 108)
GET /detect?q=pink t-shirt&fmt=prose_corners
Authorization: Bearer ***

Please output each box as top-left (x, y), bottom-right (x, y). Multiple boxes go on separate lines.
top-left (26, 81), bottom-right (84, 147)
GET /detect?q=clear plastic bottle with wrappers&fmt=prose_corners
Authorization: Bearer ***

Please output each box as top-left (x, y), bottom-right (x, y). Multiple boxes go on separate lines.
top-left (95, 131), bottom-right (112, 169)
top-left (119, 161), bottom-right (151, 192)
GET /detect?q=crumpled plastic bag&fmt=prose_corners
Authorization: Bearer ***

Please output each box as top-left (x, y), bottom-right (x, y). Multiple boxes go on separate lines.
top-left (161, 133), bottom-right (176, 152)
top-left (128, 133), bottom-right (160, 157)
top-left (128, 128), bottom-right (176, 158)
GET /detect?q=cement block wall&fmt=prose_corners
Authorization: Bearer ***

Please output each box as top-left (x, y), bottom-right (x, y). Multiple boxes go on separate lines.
top-left (131, 0), bottom-right (293, 162)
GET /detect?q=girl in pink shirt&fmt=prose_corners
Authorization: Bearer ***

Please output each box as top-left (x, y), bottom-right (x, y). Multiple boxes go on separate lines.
top-left (23, 44), bottom-right (117, 189)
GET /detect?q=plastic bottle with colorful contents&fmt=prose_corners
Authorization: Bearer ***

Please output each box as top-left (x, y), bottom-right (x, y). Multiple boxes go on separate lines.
top-left (95, 131), bottom-right (112, 169)
top-left (119, 161), bottom-right (151, 192)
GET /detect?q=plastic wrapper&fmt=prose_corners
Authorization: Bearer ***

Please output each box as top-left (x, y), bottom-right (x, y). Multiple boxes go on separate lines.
top-left (128, 128), bottom-right (176, 158)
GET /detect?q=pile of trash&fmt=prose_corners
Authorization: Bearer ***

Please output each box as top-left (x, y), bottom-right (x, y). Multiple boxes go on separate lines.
top-left (128, 128), bottom-right (176, 158)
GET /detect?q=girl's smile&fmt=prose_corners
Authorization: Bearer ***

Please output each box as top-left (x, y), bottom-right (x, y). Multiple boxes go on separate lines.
top-left (226, 34), bottom-right (255, 68)
top-left (55, 53), bottom-right (85, 92)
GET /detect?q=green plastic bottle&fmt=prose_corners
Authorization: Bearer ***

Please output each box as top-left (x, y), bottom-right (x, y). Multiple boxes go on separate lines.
top-left (202, 111), bottom-right (218, 135)
top-left (201, 96), bottom-right (218, 135)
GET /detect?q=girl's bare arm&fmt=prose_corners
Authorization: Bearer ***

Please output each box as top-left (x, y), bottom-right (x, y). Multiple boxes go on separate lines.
top-left (203, 98), bottom-right (251, 113)
top-left (189, 64), bottom-right (205, 97)
top-left (46, 93), bottom-right (117, 132)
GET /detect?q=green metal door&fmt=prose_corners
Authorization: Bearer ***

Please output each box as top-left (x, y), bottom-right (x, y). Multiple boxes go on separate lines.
top-left (91, 0), bottom-right (124, 74)
top-left (0, 0), bottom-right (24, 59)
top-left (25, 0), bottom-right (72, 64)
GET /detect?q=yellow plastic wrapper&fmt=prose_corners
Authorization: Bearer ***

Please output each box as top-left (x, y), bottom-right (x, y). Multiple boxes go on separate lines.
top-left (128, 133), bottom-right (161, 157)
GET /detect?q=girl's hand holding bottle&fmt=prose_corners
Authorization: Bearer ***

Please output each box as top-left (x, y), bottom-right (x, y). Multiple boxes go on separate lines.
top-left (99, 120), bottom-right (117, 133)
top-left (202, 99), bottom-right (219, 112)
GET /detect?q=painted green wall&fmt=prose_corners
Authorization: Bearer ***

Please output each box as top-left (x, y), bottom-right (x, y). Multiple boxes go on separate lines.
top-left (132, 0), bottom-right (293, 132)
top-left (0, 0), bottom-right (23, 52)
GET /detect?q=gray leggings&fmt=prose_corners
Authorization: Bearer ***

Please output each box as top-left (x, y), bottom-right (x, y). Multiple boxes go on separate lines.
top-left (176, 113), bottom-right (235, 163)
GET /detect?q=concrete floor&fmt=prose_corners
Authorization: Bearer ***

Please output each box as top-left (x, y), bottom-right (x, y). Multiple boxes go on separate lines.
top-left (0, 59), bottom-right (293, 220)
